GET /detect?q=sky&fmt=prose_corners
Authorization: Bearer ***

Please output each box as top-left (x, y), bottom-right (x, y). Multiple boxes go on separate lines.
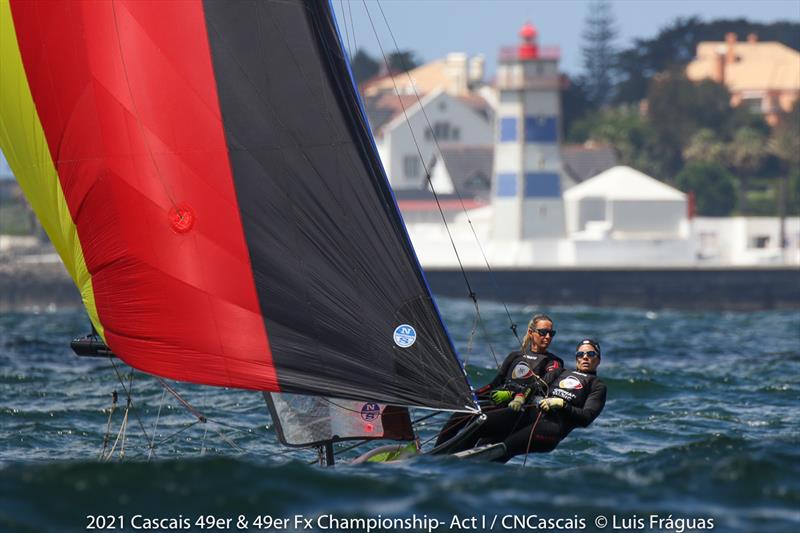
top-left (331, 0), bottom-right (800, 76)
top-left (1, 0), bottom-right (798, 179)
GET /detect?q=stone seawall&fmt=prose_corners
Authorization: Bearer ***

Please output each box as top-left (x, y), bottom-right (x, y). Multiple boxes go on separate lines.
top-left (2, 261), bottom-right (798, 312)
top-left (425, 268), bottom-right (800, 311)
top-left (0, 261), bottom-right (81, 311)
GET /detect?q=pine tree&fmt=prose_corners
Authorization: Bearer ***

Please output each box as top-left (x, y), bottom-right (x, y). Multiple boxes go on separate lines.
top-left (581, 0), bottom-right (618, 106)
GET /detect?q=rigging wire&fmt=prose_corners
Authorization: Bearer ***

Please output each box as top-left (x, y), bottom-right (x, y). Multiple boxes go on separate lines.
top-left (361, 0), bottom-right (500, 370)
top-left (339, 0), bottom-right (352, 58)
top-left (98, 390), bottom-right (118, 460)
top-left (108, 359), bottom-right (152, 443)
top-left (147, 387), bottom-right (167, 461)
top-left (373, 0), bottom-right (521, 347)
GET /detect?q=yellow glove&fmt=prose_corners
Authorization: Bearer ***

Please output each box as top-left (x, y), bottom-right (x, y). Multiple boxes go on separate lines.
top-left (538, 397), bottom-right (565, 412)
top-left (508, 394), bottom-right (526, 411)
top-left (491, 390), bottom-right (512, 405)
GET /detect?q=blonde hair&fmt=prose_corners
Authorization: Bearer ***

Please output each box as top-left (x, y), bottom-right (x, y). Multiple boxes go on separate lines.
top-left (520, 314), bottom-right (554, 352)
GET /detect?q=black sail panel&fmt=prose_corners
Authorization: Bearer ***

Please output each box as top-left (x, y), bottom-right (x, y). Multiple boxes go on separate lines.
top-left (202, 0), bottom-right (477, 412)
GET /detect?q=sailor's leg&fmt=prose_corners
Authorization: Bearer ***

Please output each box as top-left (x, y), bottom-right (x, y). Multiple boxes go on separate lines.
top-left (497, 416), bottom-right (562, 462)
top-left (448, 408), bottom-right (525, 453)
top-left (435, 412), bottom-right (475, 446)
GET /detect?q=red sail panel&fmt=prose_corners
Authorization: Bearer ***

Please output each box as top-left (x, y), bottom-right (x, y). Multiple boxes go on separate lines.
top-left (9, 0), bottom-right (277, 389)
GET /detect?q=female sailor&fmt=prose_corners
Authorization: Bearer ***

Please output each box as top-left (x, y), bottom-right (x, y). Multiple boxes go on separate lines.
top-left (434, 314), bottom-right (564, 447)
top-left (449, 338), bottom-right (606, 463)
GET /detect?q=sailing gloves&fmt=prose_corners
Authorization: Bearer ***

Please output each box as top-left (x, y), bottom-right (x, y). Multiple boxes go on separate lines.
top-left (538, 397), bottom-right (565, 412)
top-left (508, 394), bottom-right (526, 412)
top-left (491, 390), bottom-right (513, 405)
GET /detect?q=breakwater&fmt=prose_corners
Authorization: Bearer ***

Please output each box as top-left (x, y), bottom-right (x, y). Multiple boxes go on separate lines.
top-left (425, 267), bottom-right (800, 310)
top-left (2, 259), bottom-right (798, 311)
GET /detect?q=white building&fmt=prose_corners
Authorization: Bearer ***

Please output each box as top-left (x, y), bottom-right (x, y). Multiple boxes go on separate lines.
top-left (371, 89), bottom-right (493, 189)
top-left (693, 216), bottom-right (800, 265)
top-left (562, 166), bottom-right (694, 265)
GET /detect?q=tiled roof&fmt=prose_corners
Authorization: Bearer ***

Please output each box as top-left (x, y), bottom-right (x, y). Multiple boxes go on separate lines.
top-left (561, 144), bottom-right (618, 183)
top-left (687, 41), bottom-right (800, 92)
top-left (437, 144), bottom-right (494, 201)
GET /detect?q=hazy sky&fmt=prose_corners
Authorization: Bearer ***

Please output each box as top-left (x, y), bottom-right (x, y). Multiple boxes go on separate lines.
top-left (332, 0), bottom-right (800, 76)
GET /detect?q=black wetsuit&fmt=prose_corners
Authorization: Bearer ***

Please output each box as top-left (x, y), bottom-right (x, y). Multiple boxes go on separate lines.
top-left (452, 368), bottom-right (606, 462)
top-left (435, 350), bottom-right (564, 447)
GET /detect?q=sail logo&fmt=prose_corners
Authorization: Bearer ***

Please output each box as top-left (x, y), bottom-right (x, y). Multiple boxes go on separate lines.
top-left (393, 324), bottom-right (417, 348)
top-left (360, 403), bottom-right (381, 421)
top-left (559, 376), bottom-right (583, 390)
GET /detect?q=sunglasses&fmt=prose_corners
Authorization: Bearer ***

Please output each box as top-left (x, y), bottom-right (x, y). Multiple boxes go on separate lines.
top-left (532, 328), bottom-right (556, 337)
top-left (576, 350), bottom-right (599, 359)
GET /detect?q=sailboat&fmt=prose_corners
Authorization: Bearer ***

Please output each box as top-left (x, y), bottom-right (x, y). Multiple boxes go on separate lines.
top-left (0, 0), bottom-right (485, 462)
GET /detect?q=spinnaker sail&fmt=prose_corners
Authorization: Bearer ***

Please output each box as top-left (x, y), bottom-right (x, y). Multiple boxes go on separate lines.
top-left (0, 0), bottom-right (477, 412)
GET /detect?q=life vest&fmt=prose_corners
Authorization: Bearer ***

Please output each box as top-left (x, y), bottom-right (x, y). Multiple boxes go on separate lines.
top-left (503, 351), bottom-right (561, 394)
top-left (548, 370), bottom-right (596, 407)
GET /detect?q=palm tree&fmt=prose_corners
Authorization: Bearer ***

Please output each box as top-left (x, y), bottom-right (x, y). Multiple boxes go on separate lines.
top-left (727, 127), bottom-right (768, 214)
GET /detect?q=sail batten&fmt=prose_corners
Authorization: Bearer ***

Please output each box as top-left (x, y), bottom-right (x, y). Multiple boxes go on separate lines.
top-left (1, 0), bottom-right (477, 412)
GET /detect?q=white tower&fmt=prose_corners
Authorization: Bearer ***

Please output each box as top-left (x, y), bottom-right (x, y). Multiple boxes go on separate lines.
top-left (491, 23), bottom-right (566, 244)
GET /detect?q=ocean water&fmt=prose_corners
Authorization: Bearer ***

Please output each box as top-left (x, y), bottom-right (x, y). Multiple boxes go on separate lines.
top-left (0, 299), bottom-right (798, 533)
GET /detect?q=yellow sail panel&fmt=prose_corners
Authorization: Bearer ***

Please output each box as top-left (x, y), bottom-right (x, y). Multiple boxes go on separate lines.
top-left (0, 0), bottom-right (102, 337)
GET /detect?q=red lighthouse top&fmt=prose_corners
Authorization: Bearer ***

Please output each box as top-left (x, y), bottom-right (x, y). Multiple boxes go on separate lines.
top-left (518, 22), bottom-right (539, 60)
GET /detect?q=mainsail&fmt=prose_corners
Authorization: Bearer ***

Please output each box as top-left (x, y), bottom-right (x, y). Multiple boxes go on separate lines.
top-left (0, 0), bottom-right (478, 412)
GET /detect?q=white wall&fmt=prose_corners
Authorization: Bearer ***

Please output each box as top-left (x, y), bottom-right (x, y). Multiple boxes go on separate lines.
top-left (693, 217), bottom-right (800, 265)
top-left (610, 200), bottom-right (686, 236)
top-left (384, 92), bottom-right (492, 189)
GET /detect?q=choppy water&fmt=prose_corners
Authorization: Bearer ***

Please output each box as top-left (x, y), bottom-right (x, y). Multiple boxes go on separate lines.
top-left (1, 300), bottom-right (798, 532)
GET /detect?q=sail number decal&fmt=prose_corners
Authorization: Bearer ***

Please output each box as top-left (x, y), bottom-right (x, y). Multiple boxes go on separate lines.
top-left (393, 324), bottom-right (417, 348)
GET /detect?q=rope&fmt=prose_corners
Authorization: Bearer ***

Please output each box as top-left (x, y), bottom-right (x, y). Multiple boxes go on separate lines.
top-left (99, 390), bottom-right (118, 460)
top-left (147, 387), bottom-right (167, 461)
top-left (104, 402), bottom-right (129, 461)
top-left (108, 359), bottom-right (152, 442)
top-left (155, 377), bottom-right (206, 422)
top-left (200, 424), bottom-right (209, 456)
top-left (522, 410), bottom-right (544, 468)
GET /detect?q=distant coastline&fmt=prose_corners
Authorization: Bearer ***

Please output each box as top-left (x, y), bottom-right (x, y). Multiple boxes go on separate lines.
top-left (2, 253), bottom-right (797, 312)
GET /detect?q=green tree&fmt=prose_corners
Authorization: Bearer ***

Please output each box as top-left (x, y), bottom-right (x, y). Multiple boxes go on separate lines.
top-left (351, 49), bottom-right (380, 85)
top-left (769, 100), bottom-right (800, 218)
top-left (386, 50), bottom-right (419, 73)
top-left (683, 129), bottom-right (727, 166)
top-left (676, 161), bottom-right (737, 216)
top-left (581, 0), bottom-right (618, 106)
top-left (647, 72), bottom-right (732, 176)
top-left (568, 104), bottom-right (665, 178)
top-left (728, 127), bottom-right (769, 213)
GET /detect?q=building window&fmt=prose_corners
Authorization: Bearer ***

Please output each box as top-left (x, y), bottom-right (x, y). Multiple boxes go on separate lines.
top-left (751, 235), bottom-right (770, 248)
top-left (500, 117), bottom-right (517, 142)
top-left (425, 122), bottom-right (456, 141)
top-left (496, 173), bottom-right (517, 197)
top-left (404, 156), bottom-right (420, 178)
top-left (524, 172), bottom-right (561, 198)
top-left (524, 116), bottom-right (558, 143)
top-left (742, 97), bottom-right (763, 113)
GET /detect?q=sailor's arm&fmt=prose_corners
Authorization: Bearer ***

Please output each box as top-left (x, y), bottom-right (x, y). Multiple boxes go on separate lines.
top-left (475, 351), bottom-right (516, 396)
top-left (562, 381), bottom-right (607, 427)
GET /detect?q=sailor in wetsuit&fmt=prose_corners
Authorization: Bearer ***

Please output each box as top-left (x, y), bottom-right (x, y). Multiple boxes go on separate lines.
top-left (451, 338), bottom-right (607, 462)
top-left (435, 314), bottom-right (563, 447)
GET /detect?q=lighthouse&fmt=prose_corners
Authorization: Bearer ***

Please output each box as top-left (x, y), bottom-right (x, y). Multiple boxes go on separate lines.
top-left (491, 23), bottom-right (567, 245)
